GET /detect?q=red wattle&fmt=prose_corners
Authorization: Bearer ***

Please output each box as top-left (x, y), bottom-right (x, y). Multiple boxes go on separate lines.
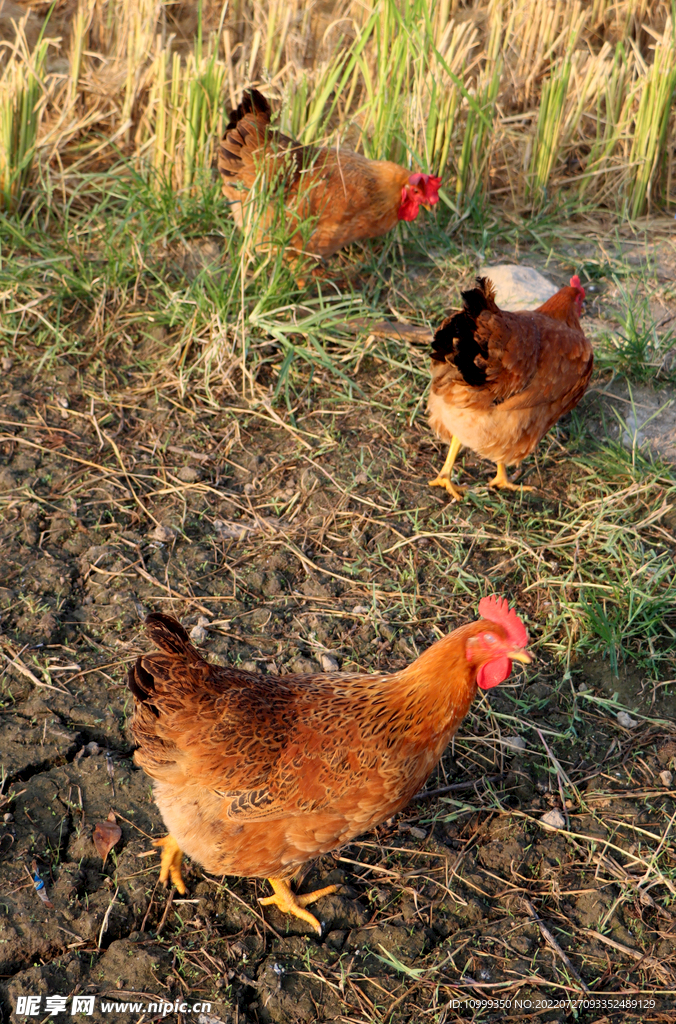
top-left (398, 187), bottom-right (419, 221)
top-left (477, 656), bottom-right (512, 690)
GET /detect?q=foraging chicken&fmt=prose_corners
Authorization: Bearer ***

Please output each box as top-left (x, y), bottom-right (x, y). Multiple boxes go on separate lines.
top-left (129, 600), bottom-right (530, 934)
top-left (428, 275), bottom-right (593, 500)
top-left (218, 89), bottom-right (441, 260)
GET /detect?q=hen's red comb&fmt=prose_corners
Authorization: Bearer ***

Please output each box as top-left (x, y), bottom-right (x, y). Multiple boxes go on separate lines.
top-left (478, 596), bottom-right (528, 648)
top-left (570, 274), bottom-right (585, 299)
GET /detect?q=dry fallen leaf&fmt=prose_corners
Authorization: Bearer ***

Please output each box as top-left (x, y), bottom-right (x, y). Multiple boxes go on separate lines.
top-left (93, 811), bottom-right (122, 866)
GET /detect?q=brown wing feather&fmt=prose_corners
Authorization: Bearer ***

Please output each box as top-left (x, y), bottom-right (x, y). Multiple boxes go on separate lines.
top-left (431, 277), bottom-right (592, 411)
top-left (128, 614), bottom-right (481, 878)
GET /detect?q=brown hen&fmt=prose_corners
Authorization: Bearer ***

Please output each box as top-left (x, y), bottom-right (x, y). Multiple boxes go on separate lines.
top-left (218, 89), bottom-right (441, 261)
top-left (128, 600), bottom-right (530, 934)
top-left (428, 275), bottom-right (593, 500)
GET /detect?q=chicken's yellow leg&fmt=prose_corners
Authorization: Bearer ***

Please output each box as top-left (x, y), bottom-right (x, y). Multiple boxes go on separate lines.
top-left (259, 878), bottom-right (339, 935)
top-left (153, 834), bottom-right (187, 894)
top-left (488, 462), bottom-right (534, 493)
top-left (429, 435), bottom-right (466, 501)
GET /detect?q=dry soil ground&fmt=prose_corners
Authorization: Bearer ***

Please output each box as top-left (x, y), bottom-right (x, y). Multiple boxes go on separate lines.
top-left (1, 223), bottom-right (676, 1024)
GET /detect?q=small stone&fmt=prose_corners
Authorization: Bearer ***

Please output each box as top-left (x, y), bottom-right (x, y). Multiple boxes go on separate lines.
top-left (320, 654), bottom-right (339, 672)
top-left (290, 656), bottom-right (318, 675)
top-left (617, 711), bottom-right (638, 729)
top-left (354, 471), bottom-right (368, 485)
top-left (659, 770), bottom-right (673, 788)
top-left (36, 612), bottom-right (57, 638)
top-left (149, 523), bottom-right (177, 543)
top-left (241, 660), bottom-right (258, 673)
top-left (213, 519), bottom-right (252, 540)
top-left (85, 742), bottom-right (100, 756)
top-left (1, 356), bottom-right (13, 372)
top-left (578, 682), bottom-right (589, 692)
top-left (0, 468), bottom-right (16, 492)
top-left (408, 826), bottom-right (427, 840)
top-left (352, 604), bottom-right (369, 615)
top-left (189, 616), bottom-right (210, 644)
top-left (300, 468), bottom-right (319, 491)
top-left (176, 465), bottom-right (202, 483)
top-left (501, 735), bottom-right (526, 752)
top-left (540, 809), bottom-right (566, 830)
top-left (4, 812), bottom-right (13, 823)
top-left (56, 394), bottom-right (69, 409)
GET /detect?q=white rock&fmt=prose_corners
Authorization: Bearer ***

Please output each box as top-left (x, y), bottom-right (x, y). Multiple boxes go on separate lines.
top-left (540, 809), bottom-right (566, 830)
top-left (617, 711), bottom-right (639, 729)
top-left (659, 770), bottom-right (673, 788)
top-left (501, 735), bottom-right (527, 752)
top-left (189, 616), bottom-right (210, 644)
top-left (352, 604), bottom-right (369, 615)
top-left (477, 264), bottom-right (558, 311)
top-left (320, 653), bottom-right (339, 672)
top-left (1, 356), bottom-right (13, 373)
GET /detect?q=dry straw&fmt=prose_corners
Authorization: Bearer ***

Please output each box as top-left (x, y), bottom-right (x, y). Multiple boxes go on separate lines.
top-left (0, 0), bottom-right (674, 215)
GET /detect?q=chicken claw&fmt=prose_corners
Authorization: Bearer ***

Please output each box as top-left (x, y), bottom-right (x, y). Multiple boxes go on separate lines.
top-left (153, 834), bottom-right (187, 894)
top-left (259, 878), bottom-right (339, 935)
top-left (428, 476), bottom-right (466, 501)
top-left (488, 463), bottom-right (534, 493)
top-left (429, 435), bottom-right (466, 501)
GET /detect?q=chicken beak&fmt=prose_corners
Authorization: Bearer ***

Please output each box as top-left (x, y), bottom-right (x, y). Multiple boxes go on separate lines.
top-left (421, 202), bottom-right (432, 212)
top-left (509, 650), bottom-right (532, 664)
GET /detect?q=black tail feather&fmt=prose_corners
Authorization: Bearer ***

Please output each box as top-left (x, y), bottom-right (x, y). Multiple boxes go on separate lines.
top-left (430, 277), bottom-right (499, 386)
top-left (225, 88), bottom-right (271, 134)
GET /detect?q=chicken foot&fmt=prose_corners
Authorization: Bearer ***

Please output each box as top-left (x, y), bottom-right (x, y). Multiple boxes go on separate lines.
top-left (429, 436), bottom-right (466, 501)
top-left (259, 877), bottom-right (339, 935)
top-left (153, 834), bottom-right (187, 895)
top-left (488, 463), bottom-right (534, 493)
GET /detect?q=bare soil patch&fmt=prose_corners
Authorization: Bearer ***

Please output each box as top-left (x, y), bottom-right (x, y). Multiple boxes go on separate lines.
top-left (1, 228), bottom-right (676, 1024)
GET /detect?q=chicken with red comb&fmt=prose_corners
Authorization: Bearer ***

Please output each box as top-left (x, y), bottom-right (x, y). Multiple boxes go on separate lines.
top-left (218, 89), bottom-right (441, 260)
top-left (128, 599), bottom-right (530, 935)
top-left (476, 596), bottom-right (530, 689)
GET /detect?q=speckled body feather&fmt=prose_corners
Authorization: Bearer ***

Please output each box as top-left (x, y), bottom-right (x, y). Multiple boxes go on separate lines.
top-left (218, 90), bottom-right (419, 258)
top-left (129, 610), bottom-right (525, 882)
top-left (428, 278), bottom-right (593, 466)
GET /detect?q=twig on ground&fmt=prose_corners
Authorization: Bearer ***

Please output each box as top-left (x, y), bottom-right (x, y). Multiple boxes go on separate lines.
top-left (524, 899), bottom-right (590, 994)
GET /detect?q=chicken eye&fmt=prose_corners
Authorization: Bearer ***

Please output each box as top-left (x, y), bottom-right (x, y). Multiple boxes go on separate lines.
top-left (483, 632), bottom-right (497, 645)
